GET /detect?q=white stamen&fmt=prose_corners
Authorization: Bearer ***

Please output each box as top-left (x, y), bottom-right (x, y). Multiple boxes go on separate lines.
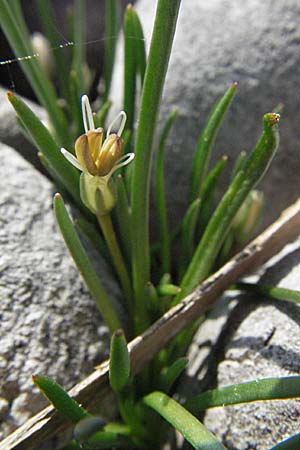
top-left (61, 148), bottom-right (83, 171)
top-left (108, 153), bottom-right (135, 177)
top-left (81, 95), bottom-right (95, 133)
top-left (106, 111), bottom-right (127, 138)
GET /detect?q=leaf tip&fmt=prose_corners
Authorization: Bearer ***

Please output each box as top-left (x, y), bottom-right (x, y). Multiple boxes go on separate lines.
top-left (6, 91), bottom-right (14, 101)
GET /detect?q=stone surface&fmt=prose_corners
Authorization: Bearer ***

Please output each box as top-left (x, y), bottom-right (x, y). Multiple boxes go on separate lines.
top-left (110, 0), bottom-right (300, 229)
top-left (0, 143), bottom-right (117, 439)
top-left (199, 241), bottom-right (300, 449)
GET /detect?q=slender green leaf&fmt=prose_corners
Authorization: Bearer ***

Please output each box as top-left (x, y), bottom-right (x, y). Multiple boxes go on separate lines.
top-left (9, 0), bottom-right (31, 44)
top-left (176, 113), bottom-right (280, 302)
top-left (237, 282), bottom-right (300, 304)
top-left (94, 100), bottom-right (112, 129)
top-left (69, 70), bottom-right (85, 137)
top-left (115, 174), bottom-right (132, 263)
top-left (34, 0), bottom-right (69, 96)
top-left (186, 377), bottom-right (300, 413)
top-left (155, 109), bottom-right (178, 275)
top-left (103, 0), bottom-right (120, 100)
top-left (131, 0), bottom-right (181, 333)
top-left (7, 92), bottom-right (81, 205)
top-left (74, 217), bottom-right (108, 260)
top-left (131, 8), bottom-right (146, 85)
top-left (144, 391), bottom-right (228, 450)
top-left (190, 83), bottom-right (237, 201)
top-left (123, 5), bottom-right (137, 132)
top-left (109, 329), bottom-right (130, 393)
top-left (180, 198), bottom-right (201, 273)
top-left (54, 193), bottom-right (121, 334)
top-left (71, 0), bottom-right (85, 88)
top-left (198, 155), bottom-right (228, 231)
top-left (270, 432), bottom-right (300, 450)
top-left (159, 357), bottom-right (188, 392)
top-left (81, 430), bottom-right (129, 449)
top-left (230, 150), bottom-right (247, 181)
top-left (32, 375), bottom-right (89, 423)
top-left (0, 0), bottom-right (67, 143)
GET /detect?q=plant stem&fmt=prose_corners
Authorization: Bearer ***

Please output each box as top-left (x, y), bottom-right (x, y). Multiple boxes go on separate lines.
top-left (97, 213), bottom-right (133, 316)
top-left (130, 0), bottom-right (181, 332)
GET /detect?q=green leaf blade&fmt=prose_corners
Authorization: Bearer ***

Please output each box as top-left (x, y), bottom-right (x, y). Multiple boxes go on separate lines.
top-left (7, 92), bottom-right (81, 205)
top-left (103, 0), bottom-right (120, 100)
top-left (109, 329), bottom-right (130, 393)
top-left (144, 391), bottom-right (228, 450)
top-left (53, 193), bottom-right (121, 334)
top-left (155, 109), bottom-right (178, 275)
top-left (131, 0), bottom-right (181, 332)
top-left (33, 375), bottom-right (88, 423)
top-left (190, 83), bottom-right (237, 201)
top-left (186, 377), bottom-right (300, 413)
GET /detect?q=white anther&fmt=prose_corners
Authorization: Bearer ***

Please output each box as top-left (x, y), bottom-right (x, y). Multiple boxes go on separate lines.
top-left (106, 111), bottom-right (127, 138)
top-left (81, 95), bottom-right (95, 133)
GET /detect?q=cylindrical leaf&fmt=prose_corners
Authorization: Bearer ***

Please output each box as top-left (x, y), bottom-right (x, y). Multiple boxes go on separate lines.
top-left (109, 329), bottom-right (130, 393)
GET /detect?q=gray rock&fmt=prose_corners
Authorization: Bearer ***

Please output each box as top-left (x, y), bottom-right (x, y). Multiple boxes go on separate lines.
top-left (202, 241), bottom-right (300, 449)
top-left (110, 0), bottom-right (300, 229)
top-left (0, 143), bottom-right (115, 439)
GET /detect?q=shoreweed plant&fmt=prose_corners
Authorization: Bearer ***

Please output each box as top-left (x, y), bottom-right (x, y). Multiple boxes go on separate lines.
top-left (1, 0), bottom-right (300, 449)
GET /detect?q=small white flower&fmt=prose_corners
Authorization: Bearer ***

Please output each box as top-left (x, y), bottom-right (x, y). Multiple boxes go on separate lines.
top-left (61, 94), bottom-right (134, 179)
top-left (61, 95), bottom-right (134, 214)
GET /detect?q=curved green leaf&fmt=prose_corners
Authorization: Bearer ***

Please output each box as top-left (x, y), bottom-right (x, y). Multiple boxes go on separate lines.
top-left (176, 113), bottom-right (280, 302)
top-left (186, 377), bottom-right (300, 413)
top-left (144, 391), bottom-right (228, 450)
